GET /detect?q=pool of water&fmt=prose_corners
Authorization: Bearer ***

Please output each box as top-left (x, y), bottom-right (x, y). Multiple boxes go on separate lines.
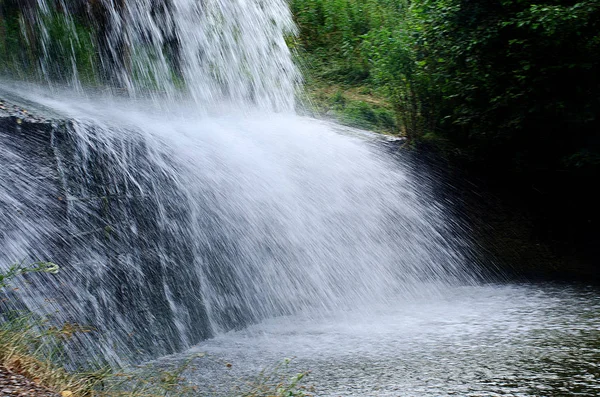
top-left (163, 283), bottom-right (600, 396)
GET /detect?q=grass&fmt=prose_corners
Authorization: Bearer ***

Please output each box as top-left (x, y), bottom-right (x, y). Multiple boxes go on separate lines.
top-left (0, 315), bottom-right (107, 396)
top-left (299, 80), bottom-right (399, 135)
top-left (0, 263), bottom-right (312, 397)
top-left (293, 49), bottom-right (400, 135)
top-left (0, 314), bottom-right (312, 397)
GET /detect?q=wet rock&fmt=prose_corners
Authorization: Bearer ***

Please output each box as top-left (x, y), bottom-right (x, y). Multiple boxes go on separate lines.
top-left (0, 99), bottom-right (50, 125)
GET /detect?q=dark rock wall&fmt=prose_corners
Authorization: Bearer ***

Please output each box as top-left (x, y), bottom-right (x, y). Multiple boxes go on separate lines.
top-left (0, 108), bottom-right (212, 364)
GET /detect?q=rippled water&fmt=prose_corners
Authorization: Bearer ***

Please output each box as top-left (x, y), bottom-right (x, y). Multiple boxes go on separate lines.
top-left (163, 283), bottom-right (600, 396)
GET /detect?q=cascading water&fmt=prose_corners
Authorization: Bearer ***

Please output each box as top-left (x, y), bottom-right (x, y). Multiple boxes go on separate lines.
top-left (29, 0), bottom-right (299, 110)
top-left (1, 0), bottom-right (479, 364)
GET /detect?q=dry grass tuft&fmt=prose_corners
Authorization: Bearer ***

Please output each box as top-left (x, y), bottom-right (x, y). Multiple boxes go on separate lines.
top-left (1, 264), bottom-right (311, 397)
top-left (0, 317), bottom-right (108, 396)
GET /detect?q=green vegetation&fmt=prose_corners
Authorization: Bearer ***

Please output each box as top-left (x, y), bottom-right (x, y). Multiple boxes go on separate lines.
top-left (291, 0), bottom-right (407, 133)
top-left (1, 265), bottom-right (311, 396)
top-left (291, 0), bottom-right (409, 133)
top-left (0, 315), bottom-right (105, 396)
top-left (0, 2), bottom-right (99, 84)
top-left (293, 0), bottom-right (599, 144)
top-left (0, 261), bottom-right (59, 288)
top-left (0, 263), bottom-right (102, 396)
top-left (299, 81), bottom-right (398, 132)
top-left (292, 0), bottom-right (600, 267)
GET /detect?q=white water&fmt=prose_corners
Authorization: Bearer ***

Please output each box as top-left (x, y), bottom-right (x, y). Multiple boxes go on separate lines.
top-left (33, 0), bottom-right (299, 110)
top-left (171, 283), bottom-right (600, 396)
top-left (3, 0), bottom-right (476, 365)
top-left (0, 84), bottom-right (479, 362)
top-left (2, 3), bottom-right (599, 395)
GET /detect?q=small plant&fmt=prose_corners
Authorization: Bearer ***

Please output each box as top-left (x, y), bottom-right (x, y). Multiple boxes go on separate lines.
top-left (0, 263), bottom-right (313, 396)
top-left (0, 261), bottom-right (60, 289)
top-left (0, 261), bottom-right (105, 396)
top-left (0, 314), bottom-right (107, 397)
top-left (231, 358), bottom-right (312, 397)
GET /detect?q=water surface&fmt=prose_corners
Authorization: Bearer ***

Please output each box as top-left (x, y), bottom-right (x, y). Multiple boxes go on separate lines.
top-left (171, 283), bottom-right (600, 396)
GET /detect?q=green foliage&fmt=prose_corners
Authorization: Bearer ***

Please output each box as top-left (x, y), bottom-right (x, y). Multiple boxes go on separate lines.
top-left (404, 0), bottom-right (600, 163)
top-left (293, 0), bottom-right (439, 136)
top-left (0, 2), bottom-right (181, 89)
top-left (292, 0), bottom-right (409, 84)
top-left (294, 0), bottom-right (599, 156)
top-left (294, 0), bottom-right (600, 257)
top-left (1, 262), bottom-right (311, 396)
top-left (300, 79), bottom-right (398, 132)
top-left (39, 10), bottom-right (99, 85)
top-left (0, 7), bottom-right (37, 78)
top-left (0, 3), bottom-right (99, 84)
top-left (0, 261), bottom-right (60, 289)
top-left (400, 0), bottom-right (600, 257)
top-left (340, 101), bottom-right (396, 131)
top-left (0, 304), bottom-right (106, 397)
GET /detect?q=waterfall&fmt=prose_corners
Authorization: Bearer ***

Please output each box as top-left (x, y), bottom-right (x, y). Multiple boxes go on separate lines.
top-left (8, 0), bottom-right (298, 110)
top-left (0, 0), bottom-right (478, 364)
